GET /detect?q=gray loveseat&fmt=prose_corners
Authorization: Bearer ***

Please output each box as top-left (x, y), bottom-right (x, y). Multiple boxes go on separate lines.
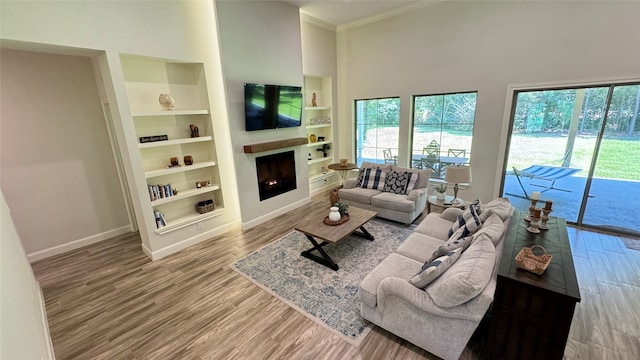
top-left (359, 198), bottom-right (514, 360)
top-left (338, 162), bottom-right (432, 224)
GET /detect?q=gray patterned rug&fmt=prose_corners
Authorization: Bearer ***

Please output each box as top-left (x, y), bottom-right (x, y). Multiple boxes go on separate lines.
top-left (230, 219), bottom-right (415, 347)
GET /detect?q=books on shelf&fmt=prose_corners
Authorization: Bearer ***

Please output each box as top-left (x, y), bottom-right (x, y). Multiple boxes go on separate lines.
top-left (148, 184), bottom-right (174, 201)
top-left (154, 210), bottom-right (166, 229)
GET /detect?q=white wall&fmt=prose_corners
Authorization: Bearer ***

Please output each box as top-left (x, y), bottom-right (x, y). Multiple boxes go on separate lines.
top-left (217, 0), bottom-right (310, 228)
top-left (1, 0), bottom-right (240, 257)
top-left (301, 17), bottom-right (340, 156)
top-left (0, 191), bottom-right (54, 360)
top-left (0, 49), bottom-right (131, 259)
top-left (337, 0), bottom-right (640, 201)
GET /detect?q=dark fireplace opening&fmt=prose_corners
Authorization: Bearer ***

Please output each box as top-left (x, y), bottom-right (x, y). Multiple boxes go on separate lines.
top-left (256, 150), bottom-right (297, 201)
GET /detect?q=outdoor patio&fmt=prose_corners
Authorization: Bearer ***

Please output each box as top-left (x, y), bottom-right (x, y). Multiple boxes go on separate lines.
top-left (503, 173), bottom-right (640, 235)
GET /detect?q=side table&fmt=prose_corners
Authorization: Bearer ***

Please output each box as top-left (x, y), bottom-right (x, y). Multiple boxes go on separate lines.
top-left (328, 163), bottom-right (357, 185)
top-left (427, 195), bottom-right (465, 214)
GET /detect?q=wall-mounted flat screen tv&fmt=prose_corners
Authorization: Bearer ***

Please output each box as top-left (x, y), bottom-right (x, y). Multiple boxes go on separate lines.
top-left (244, 83), bottom-right (302, 131)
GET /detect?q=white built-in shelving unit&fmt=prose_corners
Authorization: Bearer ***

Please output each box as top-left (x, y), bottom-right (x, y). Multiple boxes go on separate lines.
top-left (120, 55), bottom-right (224, 239)
top-left (304, 75), bottom-right (337, 194)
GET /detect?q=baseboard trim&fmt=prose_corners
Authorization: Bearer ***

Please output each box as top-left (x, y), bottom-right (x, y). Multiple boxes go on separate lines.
top-left (37, 282), bottom-right (56, 360)
top-left (146, 220), bottom-right (241, 260)
top-left (27, 225), bottom-right (133, 263)
top-left (241, 197), bottom-right (310, 230)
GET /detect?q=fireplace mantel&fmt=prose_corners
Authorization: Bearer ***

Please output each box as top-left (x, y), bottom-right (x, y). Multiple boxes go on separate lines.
top-left (243, 137), bottom-right (308, 154)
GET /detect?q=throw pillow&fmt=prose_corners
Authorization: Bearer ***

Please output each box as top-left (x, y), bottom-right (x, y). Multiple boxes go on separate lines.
top-left (405, 172), bottom-right (419, 193)
top-left (479, 197), bottom-right (512, 221)
top-left (361, 168), bottom-right (386, 190)
top-left (426, 233), bottom-right (496, 308)
top-left (383, 170), bottom-right (408, 194)
top-left (409, 247), bottom-right (463, 289)
top-left (448, 201), bottom-right (482, 240)
top-left (474, 212), bottom-right (505, 246)
top-left (391, 165), bottom-right (430, 189)
top-left (428, 235), bottom-right (474, 263)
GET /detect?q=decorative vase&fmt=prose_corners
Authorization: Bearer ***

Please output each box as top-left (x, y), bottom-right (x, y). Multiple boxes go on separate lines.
top-left (159, 93), bottom-right (175, 110)
top-left (329, 206), bottom-right (341, 222)
top-left (436, 192), bottom-right (445, 200)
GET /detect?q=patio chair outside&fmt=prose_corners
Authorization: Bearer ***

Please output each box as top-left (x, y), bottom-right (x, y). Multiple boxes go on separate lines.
top-left (422, 142), bottom-right (441, 178)
top-left (448, 148), bottom-right (466, 158)
top-left (383, 149), bottom-right (397, 165)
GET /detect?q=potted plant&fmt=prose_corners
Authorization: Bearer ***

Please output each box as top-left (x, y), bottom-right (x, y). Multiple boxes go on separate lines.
top-left (434, 183), bottom-right (447, 200)
top-left (333, 201), bottom-right (349, 217)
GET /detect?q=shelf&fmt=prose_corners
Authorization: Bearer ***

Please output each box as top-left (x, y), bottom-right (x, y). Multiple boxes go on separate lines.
top-left (243, 137), bottom-right (308, 153)
top-left (132, 110), bottom-right (209, 117)
top-left (138, 136), bottom-right (213, 149)
top-left (304, 106), bottom-right (330, 111)
top-left (154, 207), bottom-right (225, 235)
top-left (307, 140), bottom-right (331, 147)
top-left (306, 124), bottom-right (331, 129)
top-left (308, 157), bottom-right (332, 165)
top-left (150, 184), bottom-right (220, 206)
top-left (145, 161), bottom-right (216, 179)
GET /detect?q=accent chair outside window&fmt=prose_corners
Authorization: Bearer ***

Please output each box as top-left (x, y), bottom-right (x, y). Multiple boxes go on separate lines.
top-left (411, 92), bottom-right (477, 178)
top-left (355, 97), bottom-right (400, 167)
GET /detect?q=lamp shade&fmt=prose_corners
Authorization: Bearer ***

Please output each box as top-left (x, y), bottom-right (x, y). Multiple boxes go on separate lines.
top-left (445, 165), bottom-right (471, 184)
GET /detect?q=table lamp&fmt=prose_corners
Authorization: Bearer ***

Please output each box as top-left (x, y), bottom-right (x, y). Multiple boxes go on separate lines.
top-left (444, 165), bottom-right (471, 204)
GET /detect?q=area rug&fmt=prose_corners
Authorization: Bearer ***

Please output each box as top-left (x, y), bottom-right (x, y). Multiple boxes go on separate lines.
top-left (230, 219), bottom-right (415, 347)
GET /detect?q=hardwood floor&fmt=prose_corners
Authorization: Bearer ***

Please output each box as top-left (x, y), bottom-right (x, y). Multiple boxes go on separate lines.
top-left (32, 196), bottom-right (640, 359)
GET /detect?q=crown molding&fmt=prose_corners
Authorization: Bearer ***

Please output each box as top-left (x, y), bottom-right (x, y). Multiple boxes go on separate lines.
top-left (300, 12), bottom-right (337, 32)
top-left (337, 0), bottom-right (444, 32)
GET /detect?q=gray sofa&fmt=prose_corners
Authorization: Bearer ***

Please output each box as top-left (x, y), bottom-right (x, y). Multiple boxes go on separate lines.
top-left (338, 162), bottom-right (432, 224)
top-left (359, 198), bottom-right (514, 360)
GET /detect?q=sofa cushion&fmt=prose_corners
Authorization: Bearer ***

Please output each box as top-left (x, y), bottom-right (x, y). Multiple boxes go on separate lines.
top-left (474, 212), bottom-right (505, 246)
top-left (361, 168), bottom-right (386, 190)
top-left (338, 187), bottom-right (381, 205)
top-left (479, 197), bottom-right (512, 221)
top-left (414, 212), bottom-right (454, 240)
top-left (426, 233), bottom-right (496, 308)
top-left (370, 192), bottom-right (416, 213)
top-left (359, 253), bottom-right (422, 307)
top-left (396, 232), bottom-right (445, 263)
top-left (409, 247), bottom-right (463, 289)
top-left (392, 165), bottom-right (431, 189)
top-left (448, 201), bottom-right (482, 240)
top-left (428, 235), bottom-right (474, 263)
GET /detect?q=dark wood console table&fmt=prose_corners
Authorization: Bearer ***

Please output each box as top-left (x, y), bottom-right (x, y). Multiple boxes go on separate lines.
top-left (485, 210), bottom-right (580, 360)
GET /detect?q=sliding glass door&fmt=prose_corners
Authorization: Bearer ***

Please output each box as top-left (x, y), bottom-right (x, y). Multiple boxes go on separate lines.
top-left (502, 82), bottom-right (640, 235)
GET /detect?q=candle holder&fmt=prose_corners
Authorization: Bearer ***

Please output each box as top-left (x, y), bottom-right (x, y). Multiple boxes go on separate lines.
top-left (524, 198), bottom-right (537, 221)
top-left (527, 208), bottom-right (541, 234)
top-left (539, 208), bottom-right (552, 230)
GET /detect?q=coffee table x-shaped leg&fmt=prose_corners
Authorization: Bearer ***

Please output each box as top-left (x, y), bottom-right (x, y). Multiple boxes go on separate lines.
top-left (300, 226), bottom-right (374, 271)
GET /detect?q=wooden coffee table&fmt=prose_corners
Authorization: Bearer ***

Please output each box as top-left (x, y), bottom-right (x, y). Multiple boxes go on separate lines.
top-left (295, 206), bottom-right (377, 271)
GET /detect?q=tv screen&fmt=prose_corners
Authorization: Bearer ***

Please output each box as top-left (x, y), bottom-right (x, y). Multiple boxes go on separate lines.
top-left (244, 83), bottom-right (302, 131)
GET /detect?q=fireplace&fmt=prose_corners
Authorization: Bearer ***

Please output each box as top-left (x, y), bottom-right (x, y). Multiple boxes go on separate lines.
top-left (255, 150), bottom-right (296, 201)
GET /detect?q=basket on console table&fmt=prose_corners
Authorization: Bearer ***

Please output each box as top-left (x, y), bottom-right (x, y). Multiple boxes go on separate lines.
top-left (515, 245), bottom-right (552, 275)
top-left (195, 199), bottom-right (215, 214)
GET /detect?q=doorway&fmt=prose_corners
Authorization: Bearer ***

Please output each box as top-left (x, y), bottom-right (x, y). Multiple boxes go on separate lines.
top-left (501, 82), bottom-right (640, 235)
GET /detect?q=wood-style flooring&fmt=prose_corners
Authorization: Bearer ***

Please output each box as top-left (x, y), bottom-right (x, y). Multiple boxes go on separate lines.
top-left (32, 196), bottom-right (640, 359)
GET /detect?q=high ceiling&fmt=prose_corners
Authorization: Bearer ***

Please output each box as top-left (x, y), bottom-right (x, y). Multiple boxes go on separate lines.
top-left (283, 0), bottom-right (435, 27)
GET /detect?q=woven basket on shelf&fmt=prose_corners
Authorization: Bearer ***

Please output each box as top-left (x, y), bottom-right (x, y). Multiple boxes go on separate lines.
top-left (195, 200), bottom-right (215, 214)
top-left (515, 245), bottom-right (552, 275)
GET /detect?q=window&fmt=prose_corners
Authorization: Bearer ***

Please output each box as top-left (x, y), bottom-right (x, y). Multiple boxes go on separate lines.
top-left (411, 92), bottom-right (477, 178)
top-left (355, 98), bottom-right (400, 166)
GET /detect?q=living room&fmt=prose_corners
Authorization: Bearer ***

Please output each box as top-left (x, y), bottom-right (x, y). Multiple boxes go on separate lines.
top-left (2, 1), bottom-right (639, 359)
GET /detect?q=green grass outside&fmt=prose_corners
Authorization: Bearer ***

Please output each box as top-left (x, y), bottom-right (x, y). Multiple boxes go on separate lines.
top-left (361, 127), bottom-right (640, 180)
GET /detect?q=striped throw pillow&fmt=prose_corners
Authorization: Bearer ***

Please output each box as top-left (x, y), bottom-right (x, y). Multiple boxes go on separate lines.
top-left (361, 168), bottom-right (386, 190)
